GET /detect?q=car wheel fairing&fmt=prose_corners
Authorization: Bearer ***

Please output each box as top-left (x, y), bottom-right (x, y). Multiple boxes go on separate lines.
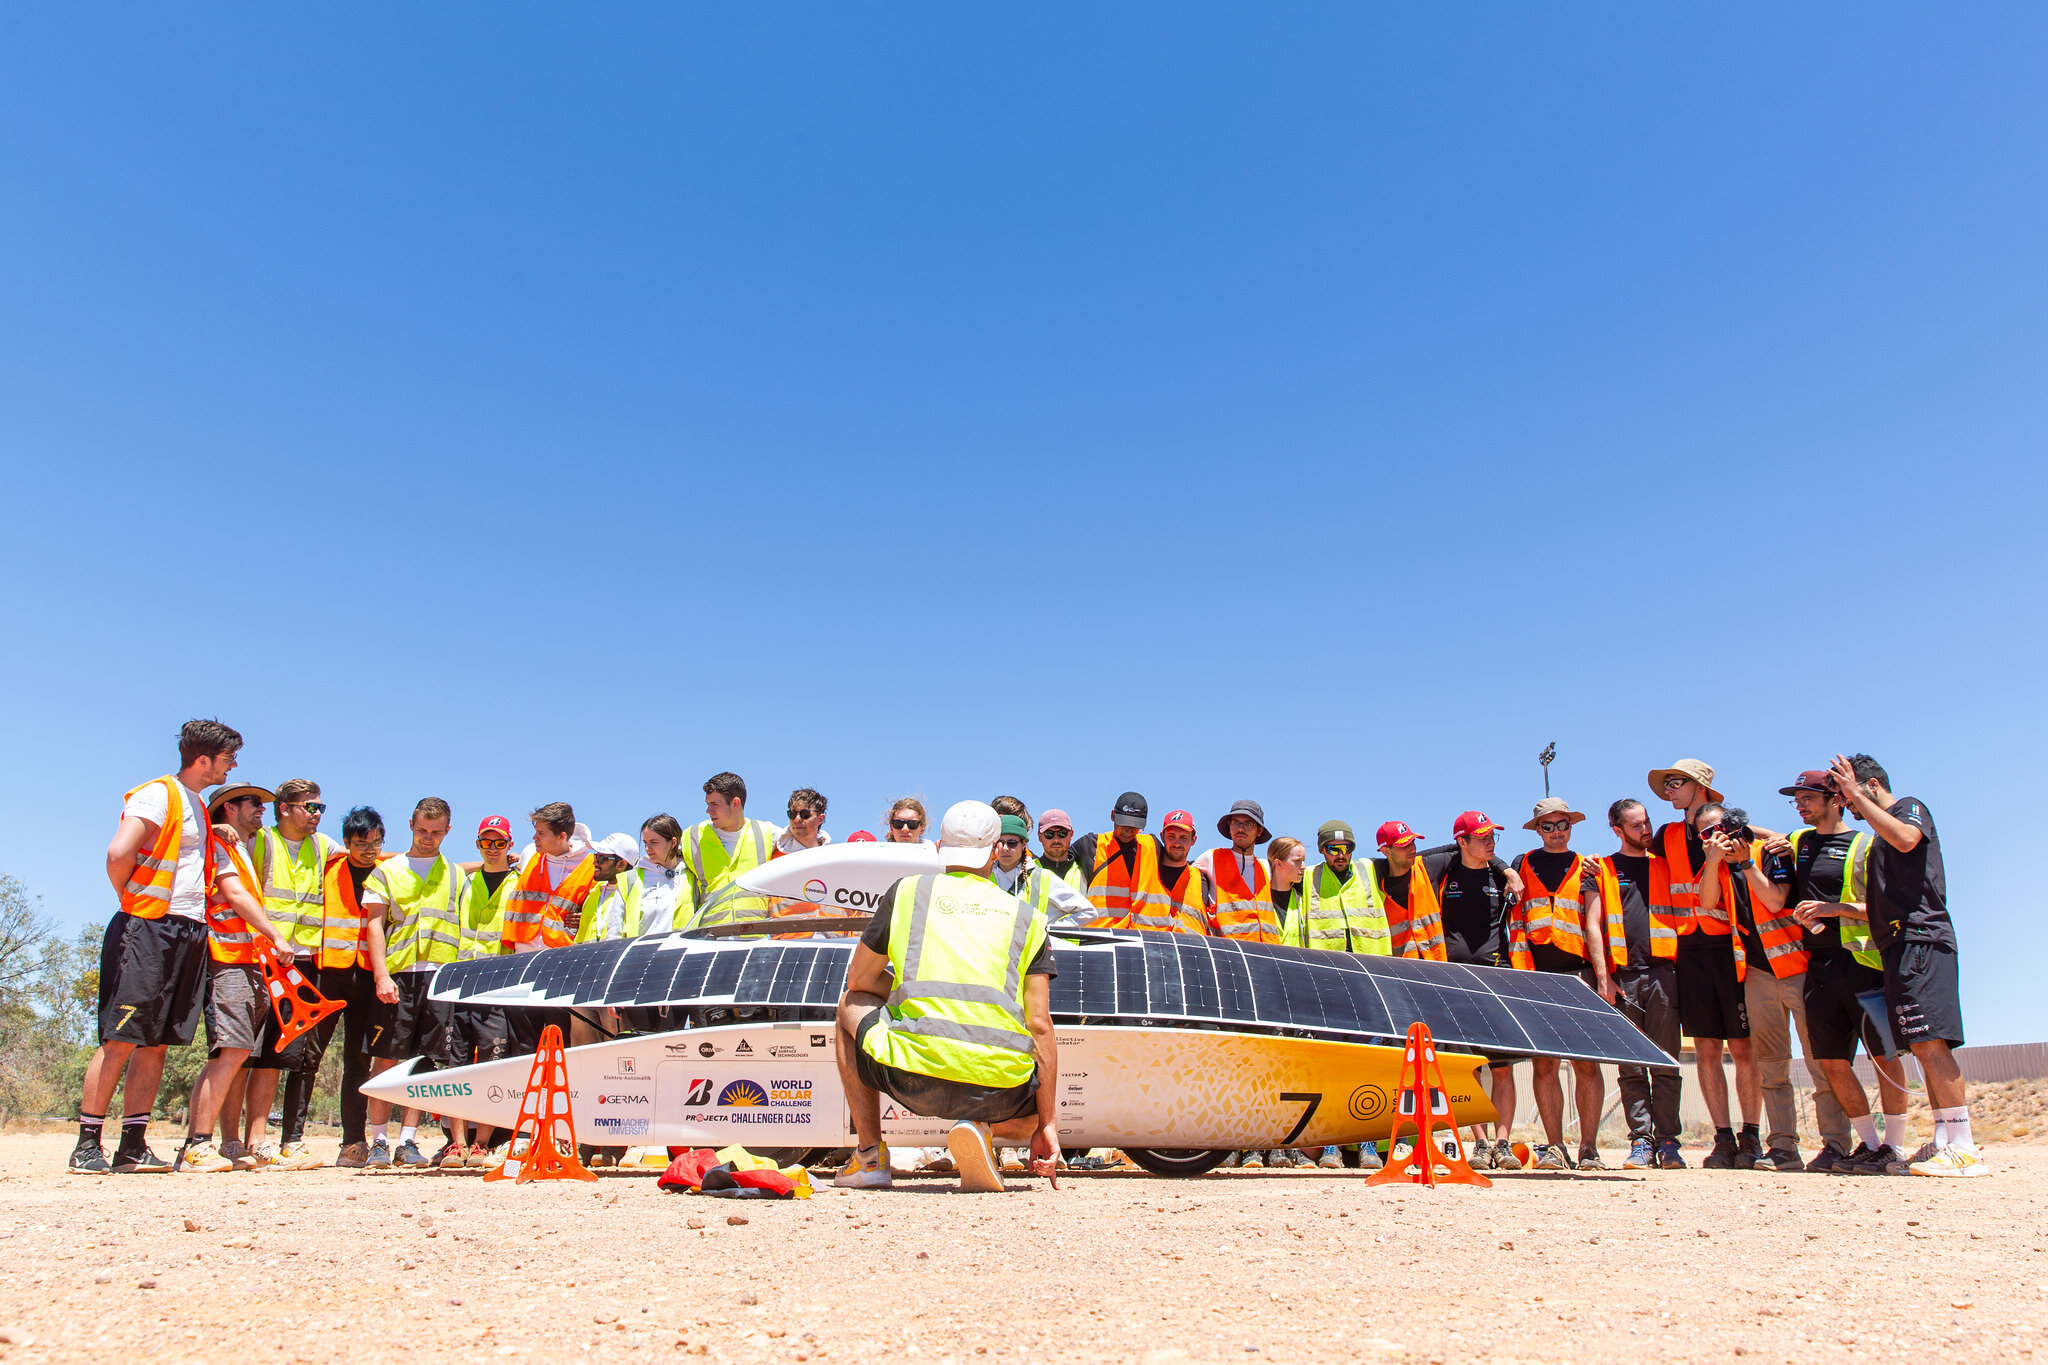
top-left (1122, 1148), bottom-right (1232, 1177)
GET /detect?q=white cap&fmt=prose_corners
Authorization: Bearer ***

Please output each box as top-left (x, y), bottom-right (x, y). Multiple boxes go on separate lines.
top-left (936, 800), bottom-right (1000, 870)
top-left (591, 832), bottom-right (640, 863)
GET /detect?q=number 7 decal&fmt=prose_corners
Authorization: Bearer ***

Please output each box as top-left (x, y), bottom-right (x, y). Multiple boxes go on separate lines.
top-left (1279, 1092), bottom-right (1322, 1146)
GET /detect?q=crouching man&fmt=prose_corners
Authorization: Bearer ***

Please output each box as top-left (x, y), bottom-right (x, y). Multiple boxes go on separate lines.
top-left (833, 800), bottom-right (1061, 1193)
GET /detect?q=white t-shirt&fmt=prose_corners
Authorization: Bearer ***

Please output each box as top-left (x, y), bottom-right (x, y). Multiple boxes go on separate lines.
top-left (774, 829), bottom-right (832, 855)
top-left (636, 861), bottom-right (688, 936)
top-left (122, 779), bottom-right (212, 921)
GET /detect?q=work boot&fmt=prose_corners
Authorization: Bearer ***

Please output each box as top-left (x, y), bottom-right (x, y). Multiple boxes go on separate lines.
top-left (1702, 1135), bottom-right (1741, 1170)
top-left (1624, 1138), bottom-right (1655, 1170)
top-left (1654, 1139), bottom-right (1686, 1169)
top-left (1732, 1131), bottom-right (1762, 1171)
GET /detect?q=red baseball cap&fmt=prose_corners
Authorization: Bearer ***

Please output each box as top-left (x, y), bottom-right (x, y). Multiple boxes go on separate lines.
top-left (847, 830), bottom-right (878, 843)
top-left (1375, 820), bottom-right (1421, 849)
top-left (476, 815), bottom-right (512, 839)
top-left (1161, 809), bottom-right (1196, 833)
top-left (1452, 811), bottom-right (1501, 839)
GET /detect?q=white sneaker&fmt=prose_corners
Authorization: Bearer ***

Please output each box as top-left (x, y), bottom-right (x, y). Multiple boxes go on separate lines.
top-left (273, 1140), bottom-right (324, 1171)
top-left (174, 1139), bottom-right (235, 1173)
top-left (947, 1121), bottom-right (1003, 1193)
top-left (834, 1144), bottom-right (893, 1189)
top-left (1908, 1144), bottom-right (1992, 1178)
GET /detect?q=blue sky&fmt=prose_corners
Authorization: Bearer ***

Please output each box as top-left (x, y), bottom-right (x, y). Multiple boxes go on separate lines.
top-left (3, 6), bottom-right (2042, 1042)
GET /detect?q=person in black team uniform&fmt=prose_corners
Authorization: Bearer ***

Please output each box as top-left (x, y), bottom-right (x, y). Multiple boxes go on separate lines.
top-left (1372, 811), bottom-right (1524, 1169)
top-left (1823, 753), bottom-right (1984, 1178)
top-left (1602, 799), bottom-right (1686, 1170)
top-left (1745, 771), bottom-right (1910, 1175)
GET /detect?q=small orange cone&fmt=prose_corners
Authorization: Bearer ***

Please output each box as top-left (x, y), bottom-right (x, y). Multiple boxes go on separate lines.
top-left (483, 1024), bottom-right (597, 1184)
top-left (1365, 1022), bottom-right (1491, 1189)
top-left (261, 951), bottom-right (345, 1049)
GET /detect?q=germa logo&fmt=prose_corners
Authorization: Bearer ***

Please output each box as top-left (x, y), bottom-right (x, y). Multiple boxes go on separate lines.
top-left (718, 1080), bottom-right (766, 1108)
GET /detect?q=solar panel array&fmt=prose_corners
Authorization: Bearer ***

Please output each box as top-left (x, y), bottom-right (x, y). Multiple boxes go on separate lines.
top-left (431, 930), bottom-right (1673, 1067)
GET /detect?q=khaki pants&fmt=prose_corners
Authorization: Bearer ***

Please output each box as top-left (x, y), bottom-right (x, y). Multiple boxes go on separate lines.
top-left (1744, 966), bottom-right (1848, 1154)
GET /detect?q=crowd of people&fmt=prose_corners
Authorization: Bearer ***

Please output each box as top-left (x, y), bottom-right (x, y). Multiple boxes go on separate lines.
top-left (71, 719), bottom-right (1986, 1184)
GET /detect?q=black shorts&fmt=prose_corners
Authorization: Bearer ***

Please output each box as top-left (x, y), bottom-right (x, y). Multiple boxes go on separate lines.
top-left (852, 1008), bottom-right (1039, 1125)
top-left (254, 961), bottom-right (371, 1070)
top-left (1802, 953), bottom-right (1888, 1062)
top-left (448, 1006), bottom-right (513, 1067)
top-left (1882, 940), bottom-right (1964, 1051)
top-left (1676, 934), bottom-right (1749, 1041)
top-left (97, 913), bottom-right (209, 1048)
top-left (365, 973), bottom-right (452, 1061)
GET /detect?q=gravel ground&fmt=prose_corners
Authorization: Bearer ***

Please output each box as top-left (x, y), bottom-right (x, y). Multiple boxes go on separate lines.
top-left (1, 1133), bottom-right (2045, 1363)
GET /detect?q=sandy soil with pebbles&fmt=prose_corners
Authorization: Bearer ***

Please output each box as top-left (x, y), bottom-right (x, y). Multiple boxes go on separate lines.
top-left (0, 1133), bottom-right (2045, 1364)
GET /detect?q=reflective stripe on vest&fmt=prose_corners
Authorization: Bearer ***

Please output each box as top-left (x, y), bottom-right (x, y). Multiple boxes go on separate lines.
top-left (1135, 863), bottom-right (1209, 935)
top-left (1210, 853), bottom-right (1281, 944)
top-left (205, 837), bottom-right (261, 963)
top-left (1382, 861), bottom-right (1447, 960)
top-left (1661, 823), bottom-right (1703, 910)
top-left (1508, 852), bottom-right (1591, 967)
top-left (254, 828), bottom-right (331, 951)
top-left (1787, 828), bottom-right (1877, 968)
top-left (682, 820), bottom-right (774, 903)
top-left (503, 852), bottom-right (599, 948)
top-left (318, 855), bottom-right (387, 970)
top-left (1291, 862), bottom-right (1390, 954)
top-left (377, 855), bottom-right (467, 970)
top-left (119, 776), bottom-right (214, 920)
top-left (1640, 854), bottom-right (1681, 959)
top-left (1747, 833), bottom-right (1811, 979)
top-left (461, 868), bottom-right (515, 960)
top-left (861, 873), bottom-right (1048, 1089)
top-left (1086, 833), bottom-right (1158, 923)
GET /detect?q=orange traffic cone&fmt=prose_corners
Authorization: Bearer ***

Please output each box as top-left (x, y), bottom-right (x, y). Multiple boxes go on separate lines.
top-left (261, 951), bottom-right (345, 1049)
top-left (1366, 1022), bottom-right (1491, 1190)
top-left (483, 1025), bottom-right (596, 1184)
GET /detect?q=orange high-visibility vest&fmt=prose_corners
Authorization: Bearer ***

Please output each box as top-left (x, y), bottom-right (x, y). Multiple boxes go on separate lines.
top-left (1745, 838), bottom-right (1809, 979)
top-left (1660, 824), bottom-right (1745, 982)
top-left (503, 851), bottom-right (600, 948)
top-left (205, 836), bottom-right (262, 964)
top-left (1507, 853), bottom-right (1625, 971)
top-left (1139, 864), bottom-right (1210, 935)
top-left (1381, 861), bottom-right (1448, 960)
top-left (318, 854), bottom-right (385, 970)
top-left (118, 776), bottom-right (218, 920)
top-left (1209, 853), bottom-right (1281, 943)
top-left (1604, 853), bottom-right (1680, 962)
top-left (1086, 833), bottom-right (1158, 922)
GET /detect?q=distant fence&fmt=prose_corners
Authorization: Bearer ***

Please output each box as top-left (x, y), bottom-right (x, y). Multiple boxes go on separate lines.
top-left (1786, 1040), bottom-right (2048, 1090)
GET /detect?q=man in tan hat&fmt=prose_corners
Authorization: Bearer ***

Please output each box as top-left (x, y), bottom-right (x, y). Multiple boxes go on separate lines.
top-left (1506, 797), bottom-right (1621, 1170)
top-left (203, 782), bottom-right (279, 1169)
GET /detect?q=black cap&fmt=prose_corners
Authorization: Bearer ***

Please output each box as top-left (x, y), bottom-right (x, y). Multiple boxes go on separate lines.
top-left (1216, 798), bottom-right (1270, 845)
top-left (1111, 792), bottom-right (1148, 829)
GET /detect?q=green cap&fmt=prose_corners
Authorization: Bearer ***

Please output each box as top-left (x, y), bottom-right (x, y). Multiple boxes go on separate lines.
top-left (999, 814), bottom-right (1030, 839)
top-left (1317, 819), bottom-right (1356, 849)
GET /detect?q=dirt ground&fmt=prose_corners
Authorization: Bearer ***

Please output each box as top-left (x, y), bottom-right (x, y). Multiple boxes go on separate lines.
top-left (0, 1132), bottom-right (2045, 1364)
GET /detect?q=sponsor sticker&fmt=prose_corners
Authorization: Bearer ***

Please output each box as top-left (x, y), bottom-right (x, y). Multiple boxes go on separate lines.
top-left (803, 879), bottom-right (829, 904)
top-left (596, 1094), bottom-right (650, 1106)
top-left (617, 1057), bottom-right (637, 1075)
top-left (592, 1117), bottom-right (650, 1135)
top-left (405, 1081), bottom-right (472, 1100)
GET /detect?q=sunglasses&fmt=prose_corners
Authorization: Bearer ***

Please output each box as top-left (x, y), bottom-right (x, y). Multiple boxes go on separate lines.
top-left (477, 837), bottom-right (510, 849)
top-left (1041, 828), bottom-right (1071, 839)
top-left (787, 808), bottom-right (822, 821)
top-left (1536, 820), bottom-right (1572, 833)
top-left (292, 802), bottom-right (328, 814)
top-left (997, 837), bottom-right (1025, 850)
top-left (890, 818), bottom-right (923, 831)
top-left (1661, 777), bottom-right (1691, 791)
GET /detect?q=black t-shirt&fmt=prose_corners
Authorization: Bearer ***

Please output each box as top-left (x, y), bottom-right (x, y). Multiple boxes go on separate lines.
top-left (1790, 829), bottom-right (1863, 963)
top-left (1036, 855), bottom-right (1081, 883)
top-left (860, 876), bottom-right (1056, 978)
top-left (1608, 853), bottom-right (1654, 970)
top-left (479, 868), bottom-right (511, 898)
top-left (346, 861), bottom-right (374, 902)
top-left (1435, 855), bottom-right (1511, 966)
top-left (1272, 886), bottom-right (1297, 915)
top-left (1866, 797), bottom-right (1952, 950)
top-left (1372, 845), bottom-right (1506, 911)
top-left (1519, 849), bottom-right (1598, 900)
top-left (1652, 821), bottom-right (1706, 879)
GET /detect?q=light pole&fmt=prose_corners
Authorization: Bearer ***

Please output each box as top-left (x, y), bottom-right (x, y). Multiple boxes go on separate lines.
top-left (1539, 742), bottom-right (1556, 797)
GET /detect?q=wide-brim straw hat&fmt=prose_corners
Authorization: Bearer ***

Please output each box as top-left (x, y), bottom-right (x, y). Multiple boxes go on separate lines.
top-left (1645, 759), bottom-right (1723, 804)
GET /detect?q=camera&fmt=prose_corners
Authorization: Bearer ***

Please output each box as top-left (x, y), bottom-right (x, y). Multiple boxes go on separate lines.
top-left (1707, 822), bottom-right (1754, 845)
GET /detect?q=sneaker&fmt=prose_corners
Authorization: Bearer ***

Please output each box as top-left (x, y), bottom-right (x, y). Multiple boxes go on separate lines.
top-left (1467, 1137), bottom-right (1494, 1171)
top-left (245, 1140), bottom-right (280, 1170)
top-left (1356, 1143), bottom-right (1383, 1171)
top-left (335, 1141), bottom-right (370, 1169)
top-left (1828, 1141), bottom-right (1880, 1174)
top-left (1758, 1147), bottom-right (1803, 1174)
top-left (1317, 1147), bottom-right (1343, 1170)
top-left (922, 1152), bottom-right (957, 1175)
top-left (1654, 1139), bottom-right (1686, 1169)
top-left (1388, 1140), bottom-right (1414, 1165)
top-left (281, 1140), bottom-right (327, 1170)
top-left (1732, 1131), bottom-right (1761, 1171)
top-left (1533, 1144), bottom-right (1572, 1171)
top-left (1240, 1151), bottom-right (1265, 1169)
top-left (438, 1143), bottom-right (469, 1169)
top-left (1908, 1143), bottom-right (1991, 1178)
top-left (175, 1139), bottom-right (235, 1173)
top-left (1492, 1139), bottom-right (1521, 1171)
top-left (394, 1139), bottom-right (430, 1169)
top-left (112, 1144), bottom-right (172, 1173)
top-left (1702, 1136), bottom-right (1740, 1170)
top-left (947, 1120), bottom-right (1004, 1193)
top-left (1805, 1142), bottom-right (1848, 1174)
top-left (367, 1139), bottom-right (393, 1169)
top-left (1217, 1151), bottom-right (1241, 1169)
top-left (429, 1141), bottom-right (458, 1168)
top-left (1068, 1154), bottom-right (1114, 1171)
top-left (1888, 1141), bottom-right (1936, 1176)
top-left (220, 1138), bottom-right (253, 1169)
top-left (1624, 1138), bottom-right (1655, 1170)
top-left (1577, 1147), bottom-right (1608, 1171)
top-left (468, 1144), bottom-right (495, 1169)
top-left (588, 1149), bottom-right (620, 1169)
top-left (1842, 1143), bottom-right (1903, 1176)
top-left (834, 1144), bottom-right (892, 1189)
top-left (68, 1144), bottom-right (111, 1176)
